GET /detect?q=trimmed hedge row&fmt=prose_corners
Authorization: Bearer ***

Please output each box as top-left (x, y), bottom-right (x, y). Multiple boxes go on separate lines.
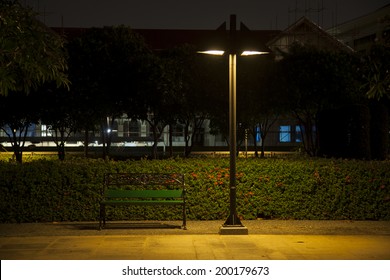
top-left (0, 157), bottom-right (389, 222)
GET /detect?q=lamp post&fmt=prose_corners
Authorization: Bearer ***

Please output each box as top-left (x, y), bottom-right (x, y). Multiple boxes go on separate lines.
top-left (199, 14), bottom-right (268, 235)
top-left (219, 46), bottom-right (248, 234)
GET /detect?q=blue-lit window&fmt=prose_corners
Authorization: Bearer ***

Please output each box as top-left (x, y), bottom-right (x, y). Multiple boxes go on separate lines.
top-left (279, 125), bottom-right (303, 143)
top-left (256, 126), bottom-right (261, 142)
top-left (295, 125), bottom-right (302, 143)
top-left (279, 126), bottom-right (291, 142)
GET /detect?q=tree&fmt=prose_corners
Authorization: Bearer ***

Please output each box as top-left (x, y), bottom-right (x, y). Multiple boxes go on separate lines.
top-left (238, 55), bottom-right (282, 158)
top-left (278, 44), bottom-right (358, 156)
top-left (67, 26), bottom-right (152, 159)
top-left (0, 0), bottom-right (69, 96)
top-left (200, 57), bottom-right (229, 147)
top-left (360, 43), bottom-right (390, 159)
top-left (0, 92), bottom-right (39, 163)
top-left (134, 54), bottom-right (172, 159)
top-left (66, 38), bottom-right (101, 158)
top-left (362, 44), bottom-right (390, 100)
top-left (0, 1), bottom-right (69, 162)
top-left (163, 44), bottom-right (219, 157)
top-left (38, 85), bottom-right (78, 161)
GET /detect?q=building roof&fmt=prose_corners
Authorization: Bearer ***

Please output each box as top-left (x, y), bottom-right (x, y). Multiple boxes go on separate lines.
top-left (52, 26), bottom-right (281, 53)
top-left (326, 4), bottom-right (390, 52)
top-left (53, 17), bottom-right (354, 55)
top-left (267, 16), bottom-right (354, 56)
top-left (327, 4), bottom-right (390, 35)
top-left (136, 28), bottom-right (280, 51)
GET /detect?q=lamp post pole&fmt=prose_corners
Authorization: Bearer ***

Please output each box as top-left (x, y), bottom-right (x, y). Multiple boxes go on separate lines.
top-left (219, 15), bottom-right (248, 234)
top-left (199, 14), bottom-right (267, 234)
top-left (224, 52), bottom-right (242, 226)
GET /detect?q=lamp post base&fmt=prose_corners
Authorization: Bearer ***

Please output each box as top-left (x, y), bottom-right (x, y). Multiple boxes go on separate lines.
top-left (219, 225), bottom-right (249, 235)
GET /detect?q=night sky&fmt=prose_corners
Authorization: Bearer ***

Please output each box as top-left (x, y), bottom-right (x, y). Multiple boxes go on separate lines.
top-left (23, 0), bottom-right (389, 30)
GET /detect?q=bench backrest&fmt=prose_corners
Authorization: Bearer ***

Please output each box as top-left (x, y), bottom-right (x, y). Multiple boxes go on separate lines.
top-left (105, 189), bottom-right (184, 199)
top-left (103, 173), bottom-right (185, 197)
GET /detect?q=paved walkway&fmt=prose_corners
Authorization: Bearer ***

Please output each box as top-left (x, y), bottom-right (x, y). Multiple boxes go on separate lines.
top-left (1, 220), bottom-right (390, 260)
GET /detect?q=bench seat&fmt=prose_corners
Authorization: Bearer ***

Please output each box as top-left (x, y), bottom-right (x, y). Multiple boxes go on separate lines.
top-left (101, 200), bottom-right (185, 205)
top-left (99, 173), bottom-right (186, 230)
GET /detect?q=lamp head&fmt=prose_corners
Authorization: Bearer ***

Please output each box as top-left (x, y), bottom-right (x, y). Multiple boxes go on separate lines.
top-left (197, 50), bottom-right (225, 56)
top-left (241, 51), bottom-right (270, 56)
top-left (198, 14), bottom-right (271, 57)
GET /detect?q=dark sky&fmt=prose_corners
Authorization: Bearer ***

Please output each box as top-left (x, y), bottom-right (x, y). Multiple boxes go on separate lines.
top-left (23, 0), bottom-right (389, 30)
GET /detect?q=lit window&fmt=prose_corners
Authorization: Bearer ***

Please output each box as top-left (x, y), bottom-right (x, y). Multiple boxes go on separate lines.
top-left (279, 126), bottom-right (291, 142)
top-left (41, 124), bottom-right (51, 137)
top-left (256, 126), bottom-right (261, 142)
top-left (129, 120), bottom-right (140, 137)
top-left (295, 125), bottom-right (302, 143)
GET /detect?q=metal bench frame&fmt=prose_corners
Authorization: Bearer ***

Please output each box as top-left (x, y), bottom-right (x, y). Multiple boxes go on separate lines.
top-left (99, 173), bottom-right (187, 230)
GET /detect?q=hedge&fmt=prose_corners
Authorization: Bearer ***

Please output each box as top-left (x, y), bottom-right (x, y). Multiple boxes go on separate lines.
top-left (0, 157), bottom-right (389, 222)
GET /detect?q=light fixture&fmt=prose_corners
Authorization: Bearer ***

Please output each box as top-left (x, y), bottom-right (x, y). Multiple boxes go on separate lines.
top-left (241, 50), bottom-right (270, 56)
top-left (198, 50), bottom-right (269, 56)
top-left (197, 50), bottom-right (225, 56)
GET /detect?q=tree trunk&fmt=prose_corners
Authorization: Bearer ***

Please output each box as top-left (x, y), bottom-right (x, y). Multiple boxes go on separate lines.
top-left (251, 127), bottom-right (259, 158)
top-left (13, 144), bottom-right (23, 163)
top-left (57, 142), bottom-right (65, 161)
top-left (101, 128), bottom-right (110, 161)
top-left (260, 129), bottom-right (269, 158)
top-left (84, 129), bottom-right (89, 158)
top-left (10, 125), bottom-right (29, 164)
top-left (147, 121), bottom-right (165, 159)
top-left (152, 129), bottom-right (159, 159)
top-left (183, 120), bottom-right (191, 157)
top-left (295, 112), bottom-right (318, 157)
top-left (55, 129), bottom-right (67, 161)
top-left (101, 118), bottom-right (114, 161)
top-left (168, 124), bottom-right (173, 157)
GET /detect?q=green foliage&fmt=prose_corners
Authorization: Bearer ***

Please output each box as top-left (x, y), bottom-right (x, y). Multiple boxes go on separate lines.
top-left (0, 1), bottom-right (69, 96)
top-left (0, 158), bottom-right (389, 222)
top-left (361, 44), bottom-right (390, 100)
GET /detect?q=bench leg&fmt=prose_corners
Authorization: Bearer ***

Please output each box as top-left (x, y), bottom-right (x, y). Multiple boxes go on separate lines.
top-left (182, 203), bottom-right (187, 230)
top-left (99, 204), bottom-right (105, 230)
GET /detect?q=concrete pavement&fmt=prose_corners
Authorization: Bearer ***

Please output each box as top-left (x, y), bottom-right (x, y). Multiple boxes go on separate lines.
top-left (1, 220), bottom-right (390, 260)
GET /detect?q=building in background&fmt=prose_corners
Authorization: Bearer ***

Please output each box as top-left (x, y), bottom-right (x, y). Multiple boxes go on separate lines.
top-left (326, 4), bottom-right (390, 53)
top-left (267, 16), bottom-right (353, 59)
top-left (0, 11), bottom-right (374, 154)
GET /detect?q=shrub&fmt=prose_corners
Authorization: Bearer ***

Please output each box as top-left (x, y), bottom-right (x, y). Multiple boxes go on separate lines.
top-left (0, 157), bottom-right (389, 222)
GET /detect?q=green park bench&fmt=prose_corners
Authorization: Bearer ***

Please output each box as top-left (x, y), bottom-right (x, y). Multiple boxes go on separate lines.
top-left (99, 173), bottom-right (187, 230)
